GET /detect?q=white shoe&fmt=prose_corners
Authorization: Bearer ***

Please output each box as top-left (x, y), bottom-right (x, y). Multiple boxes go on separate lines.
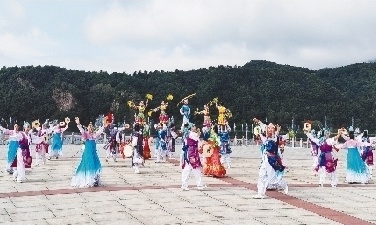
top-left (134, 170), bottom-right (140, 174)
top-left (197, 185), bottom-right (207, 190)
top-left (252, 194), bottom-right (265, 199)
top-left (16, 180), bottom-right (23, 183)
top-left (181, 186), bottom-right (189, 191)
top-left (284, 184), bottom-right (289, 194)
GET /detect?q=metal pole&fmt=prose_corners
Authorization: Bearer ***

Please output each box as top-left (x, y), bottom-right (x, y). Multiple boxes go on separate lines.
top-left (245, 123), bottom-right (248, 146)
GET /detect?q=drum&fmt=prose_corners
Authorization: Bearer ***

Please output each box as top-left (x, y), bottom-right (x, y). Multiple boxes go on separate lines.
top-left (201, 144), bottom-right (213, 157)
top-left (123, 145), bottom-right (133, 158)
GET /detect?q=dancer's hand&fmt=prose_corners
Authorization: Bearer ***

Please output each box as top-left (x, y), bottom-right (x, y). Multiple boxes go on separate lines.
top-left (75, 117), bottom-right (80, 125)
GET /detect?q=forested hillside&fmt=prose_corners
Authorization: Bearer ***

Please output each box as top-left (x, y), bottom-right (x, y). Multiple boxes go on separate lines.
top-left (1, 60), bottom-right (375, 132)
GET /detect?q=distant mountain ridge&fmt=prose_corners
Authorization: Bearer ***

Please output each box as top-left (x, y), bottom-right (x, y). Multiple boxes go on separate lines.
top-left (1, 60), bottom-right (375, 131)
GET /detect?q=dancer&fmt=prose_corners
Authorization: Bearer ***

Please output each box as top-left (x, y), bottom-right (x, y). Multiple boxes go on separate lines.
top-left (34, 122), bottom-right (51, 165)
top-left (0, 123), bottom-right (22, 174)
top-left (143, 124), bottom-right (152, 159)
top-left (339, 129), bottom-right (370, 184)
top-left (155, 123), bottom-right (168, 163)
top-left (253, 118), bottom-right (288, 199)
top-left (128, 94), bottom-right (153, 125)
top-left (308, 129), bottom-right (320, 169)
top-left (49, 118), bottom-right (70, 159)
top-left (304, 128), bottom-right (340, 187)
top-left (195, 104), bottom-right (211, 126)
top-left (359, 132), bottom-right (374, 179)
top-left (166, 123), bottom-right (178, 159)
top-left (180, 99), bottom-right (191, 130)
top-left (71, 117), bottom-right (103, 188)
top-left (219, 122), bottom-right (232, 168)
top-left (12, 122), bottom-right (41, 183)
top-left (181, 123), bottom-right (207, 191)
top-left (131, 124), bottom-right (144, 174)
top-left (202, 124), bottom-right (226, 177)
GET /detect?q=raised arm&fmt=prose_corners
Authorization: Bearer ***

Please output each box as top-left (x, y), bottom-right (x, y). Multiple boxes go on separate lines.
top-left (0, 125), bottom-right (12, 134)
top-left (94, 127), bottom-right (104, 139)
top-left (75, 117), bottom-right (85, 135)
top-left (305, 132), bottom-right (320, 145)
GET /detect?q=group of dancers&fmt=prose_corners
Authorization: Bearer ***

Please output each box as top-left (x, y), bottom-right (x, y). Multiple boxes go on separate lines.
top-left (0, 118), bottom-right (69, 183)
top-left (305, 125), bottom-right (373, 188)
top-left (2, 93), bottom-right (373, 197)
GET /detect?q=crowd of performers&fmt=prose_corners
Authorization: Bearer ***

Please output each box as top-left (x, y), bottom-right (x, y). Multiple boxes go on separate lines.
top-left (1, 93), bottom-right (374, 198)
top-left (305, 125), bottom-right (373, 188)
top-left (0, 118), bottom-right (70, 183)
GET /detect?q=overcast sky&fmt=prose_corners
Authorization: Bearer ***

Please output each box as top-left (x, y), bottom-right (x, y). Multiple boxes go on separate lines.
top-left (1, 0), bottom-right (375, 74)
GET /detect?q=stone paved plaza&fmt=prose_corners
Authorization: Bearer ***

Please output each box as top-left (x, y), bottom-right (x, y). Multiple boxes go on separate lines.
top-left (0, 143), bottom-right (376, 225)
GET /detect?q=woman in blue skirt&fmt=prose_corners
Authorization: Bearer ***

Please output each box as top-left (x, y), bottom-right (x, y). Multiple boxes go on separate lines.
top-left (340, 130), bottom-right (370, 184)
top-left (0, 124), bottom-right (23, 174)
top-left (49, 118), bottom-right (70, 159)
top-left (71, 117), bottom-right (104, 187)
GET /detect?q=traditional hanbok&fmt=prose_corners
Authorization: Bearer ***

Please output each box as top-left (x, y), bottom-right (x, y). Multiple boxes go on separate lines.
top-left (340, 139), bottom-right (369, 184)
top-left (12, 129), bottom-right (42, 183)
top-left (35, 127), bottom-right (50, 165)
top-left (181, 129), bottom-right (206, 191)
top-left (202, 127), bottom-right (226, 177)
top-left (71, 125), bottom-right (103, 187)
top-left (360, 137), bottom-right (374, 179)
top-left (155, 126), bottom-right (168, 162)
top-left (50, 125), bottom-right (68, 158)
top-left (253, 121), bottom-right (288, 199)
top-left (0, 126), bottom-right (22, 174)
top-left (179, 103), bottom-right (190, 130)
top-left (306, 131), bottom-right (338, 187)
top-left (219, 128), bottom-right (232, 168)
top-left (131, 130), bottom-right (144, 173)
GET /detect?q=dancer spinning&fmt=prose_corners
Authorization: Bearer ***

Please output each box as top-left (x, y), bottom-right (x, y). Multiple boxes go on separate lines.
top-left (181, 123), bottom-right (207, 191)
top-left (339, 128), bottom-right (370, 184)
top-left (0, 123), bottom-right (22, 174)
top-left (49, 117), bottom-right (70, 159)
top-left (71, 117), bottom-right (104, 188)
top-left (304, 127), bottom-right (340, 187)
top-left (253, 118), bottom-right (288, 199)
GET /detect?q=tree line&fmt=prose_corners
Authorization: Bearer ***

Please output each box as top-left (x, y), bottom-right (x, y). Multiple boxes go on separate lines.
top-left (1, 60), bottom-right (375, 133)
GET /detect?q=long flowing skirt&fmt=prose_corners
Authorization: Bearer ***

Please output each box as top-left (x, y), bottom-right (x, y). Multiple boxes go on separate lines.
top-left (203, 143), bottom-right (226, 177)
top-left (71, 140), bottom-right (102, 187)
top-left (51, 133), bottom-right (63, 156)
top-left (7, 140), bottom-right (19, 165)
top-left (346, 147), bottom-right (369, 183)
